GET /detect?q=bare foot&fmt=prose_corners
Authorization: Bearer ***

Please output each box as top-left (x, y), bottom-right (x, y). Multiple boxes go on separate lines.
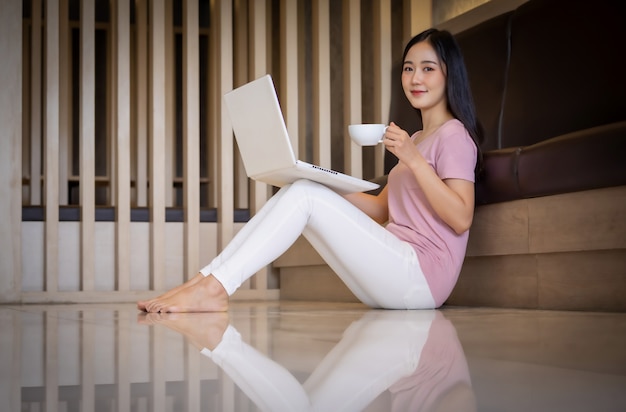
top-left (138, 311), bottom-right (230, 350)
top-left (137, 272), bottom-right (205, 311)
top-left (144, 275), bottom-right (229, 313)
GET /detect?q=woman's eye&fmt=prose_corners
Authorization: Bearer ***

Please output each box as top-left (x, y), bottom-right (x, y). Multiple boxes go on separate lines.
top-left (403, 66), bottom-right (413, 72)
top-left (423, 66), bottom-right (434, 72)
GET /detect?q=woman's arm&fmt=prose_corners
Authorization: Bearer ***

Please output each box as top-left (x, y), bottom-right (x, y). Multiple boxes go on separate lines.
top-left (343, 185), bottom-right (389, 224)
top-left (384, 123), bottom-right (475, 235)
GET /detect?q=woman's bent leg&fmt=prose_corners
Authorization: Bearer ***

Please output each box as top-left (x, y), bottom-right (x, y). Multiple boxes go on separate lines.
top-left (146, 179), bottom-right (435, 312)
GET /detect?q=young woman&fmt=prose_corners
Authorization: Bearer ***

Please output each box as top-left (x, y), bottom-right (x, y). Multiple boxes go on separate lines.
top-left (139, 28), bottom-right (482, 313)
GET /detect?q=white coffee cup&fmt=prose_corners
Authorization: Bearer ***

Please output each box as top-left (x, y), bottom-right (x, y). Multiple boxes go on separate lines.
top-left (348, 124), bottom-right (387, 146)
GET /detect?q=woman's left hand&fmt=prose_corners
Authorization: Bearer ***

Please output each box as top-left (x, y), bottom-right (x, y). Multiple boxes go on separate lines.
top-left (382, 122), bottom-right (424, 170)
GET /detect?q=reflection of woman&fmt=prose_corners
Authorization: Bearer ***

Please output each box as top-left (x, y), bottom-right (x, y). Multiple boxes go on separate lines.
top-left (139, 27), bottom-right (482, 313)
top-left (142, 310), bottom-right (475, 412)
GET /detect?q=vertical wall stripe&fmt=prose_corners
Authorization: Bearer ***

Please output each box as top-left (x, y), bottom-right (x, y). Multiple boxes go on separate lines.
top-left (373, 0), bottom-right (392, 176)
top-left (30, 0), bottom-right (42, 206)
top-left (342, 0), bottom-right (363, 178)
top-left (312, 0), bottom-right (331, 168)
top-left (215, 0), bottom-right (235, 250)
top-left (0, 0), bottom-right (22, 302)
top-left (116, 0), bottom-right (132, 290)
top-left (80, 0), bottom-right (96, 291)
top-left (45, 0), bottom-right (60, 293)
top-left (150, 0), bottom-right (167, 290)
top-left (233, 0), bottom-right (248, 210)
top-left (249, 0), bottom-right (269, 291)
top-left (59, 0), bottom-right (70, 206)
top-left (165, 0), bottom-right (175, 208)
top-left (136, 0), bottom-right (148, 207)
top-left (183, 0), bottom-right (201, 279)
top-left (280, 0), bottom-right (299, 156)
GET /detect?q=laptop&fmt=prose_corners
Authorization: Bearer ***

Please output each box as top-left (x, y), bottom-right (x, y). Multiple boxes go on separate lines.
top-left (223, 74), bottom-right (379, 194)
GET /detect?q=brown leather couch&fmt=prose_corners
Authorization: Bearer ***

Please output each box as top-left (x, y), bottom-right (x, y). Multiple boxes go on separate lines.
top-left (386, 0), bottom-right (626, 311)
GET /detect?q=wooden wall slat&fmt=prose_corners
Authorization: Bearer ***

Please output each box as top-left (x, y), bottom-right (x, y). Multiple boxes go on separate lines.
top-left (116, 0), bottom-right (132, 290)
top-left (80, 0), bottom-right (96, 291)
top-left (0, 0), bottom-right (22, 303)
top-left (183, 0), bottom-right (201, 280)
top-left (59, 0), bottom-right (70, 206)
top-left (136, 0), bottom-right (148, 207)
top-left (249, 0), bottom-right (269, 292)
top-left (280, 0), bottom-right (299, 156)
top-left (373, 0), bottom-right (392, 176)
top-left (312, 0), bottom-right (331, 168)
top-left (30, 0), bottom-right (42, 206)
top-left (150, 0), bottom-right (167, 290)
top-left (215, 0), bottom-right (235, 250)
top-left (342, 0), bottom-right (363, 178)
top-left (45, 0), bottom-right (60, 293)
top-left (165, 0), bottom-right (175, 208)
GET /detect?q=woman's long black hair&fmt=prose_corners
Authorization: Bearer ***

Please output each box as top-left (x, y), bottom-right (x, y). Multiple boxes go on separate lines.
top-left (403, 29), bottom-right (483, 175)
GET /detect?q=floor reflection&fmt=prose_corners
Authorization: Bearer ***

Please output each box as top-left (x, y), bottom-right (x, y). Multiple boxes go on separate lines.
top-left (2, 302), bottom-right (626, 412)
top-left (141, 310), bottom-right (474, 412)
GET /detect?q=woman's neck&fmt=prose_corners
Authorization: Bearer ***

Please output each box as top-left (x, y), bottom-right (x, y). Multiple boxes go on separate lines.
top-left (420, 109), bottom-right (454, 139)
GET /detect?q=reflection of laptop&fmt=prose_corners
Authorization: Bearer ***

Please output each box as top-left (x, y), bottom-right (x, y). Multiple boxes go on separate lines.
top-left (223, 75), bottom-right (379, 194)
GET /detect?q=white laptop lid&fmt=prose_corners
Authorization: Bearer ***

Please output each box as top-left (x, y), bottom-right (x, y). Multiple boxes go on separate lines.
top-left (224, 74), bottom-right (379, 194)
top-left (223, 75), bottom-right (298, 178)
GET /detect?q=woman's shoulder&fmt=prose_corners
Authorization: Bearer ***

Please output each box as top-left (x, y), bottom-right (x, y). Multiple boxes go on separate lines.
top-left (436, 119), bottom-right (474, 145)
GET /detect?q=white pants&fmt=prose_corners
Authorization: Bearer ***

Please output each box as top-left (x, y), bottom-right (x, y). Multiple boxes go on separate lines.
top-left (199, 179), bottom-right (435, 309)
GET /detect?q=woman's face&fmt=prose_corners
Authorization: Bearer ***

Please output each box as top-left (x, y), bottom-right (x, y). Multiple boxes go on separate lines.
top-left (401, 41), bottom-right (448, 113)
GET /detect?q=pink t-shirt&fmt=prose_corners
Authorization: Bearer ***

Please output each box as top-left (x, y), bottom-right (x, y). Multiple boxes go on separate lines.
top-left (385, 119), bottom-right (477, 307)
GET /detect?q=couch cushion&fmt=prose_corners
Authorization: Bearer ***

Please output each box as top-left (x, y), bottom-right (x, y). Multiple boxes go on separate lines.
top-left (475, 147), bottom-right (521, 205)
top-left (517, 121), bottom-right (626, 198)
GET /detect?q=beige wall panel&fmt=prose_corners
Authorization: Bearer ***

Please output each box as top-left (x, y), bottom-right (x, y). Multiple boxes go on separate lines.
top-left (280, 266), bottom-right (359, 302)
top-left (58, 222), bottom-right (80, 291)
top-left (436, 0), bottom-right (528, 33)
top-left (130, 222), bottom-right (151, 291)
top-left (537, 250), bottom-right (626, 312)
top-left (22, 222), bottom-right (45, 292)
top-left (529, 186), bottom-right (626, 254)
top-left (467, 199), bottom-right (530, 257)
top-left (165, 223), bottom-right (185, 290)
top-left (448, 254), bottom-right (538, 308)
top-left (0, 0), bottom-right (23, 302)
top-left (199, 223), bottom-right (219, 271)
top-left (404, 0), bottom-right (433, 40)
top-left (94, 222), bottom-right (115, 291)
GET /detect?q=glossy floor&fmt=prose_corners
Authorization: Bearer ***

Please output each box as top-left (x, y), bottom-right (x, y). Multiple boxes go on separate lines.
top-left (1, 301), bottom-right (625, 412)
